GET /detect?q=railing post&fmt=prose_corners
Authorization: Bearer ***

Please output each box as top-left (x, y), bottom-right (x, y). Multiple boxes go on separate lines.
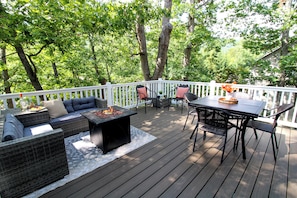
top-left (106, 82), bottom-right (113, 107)
top-left (210, 80), bottom-right (216, 96)
top-left (158, 78), bottom-right (163, 94)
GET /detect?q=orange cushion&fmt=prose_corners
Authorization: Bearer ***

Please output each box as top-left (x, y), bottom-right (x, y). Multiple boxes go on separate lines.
top-left (137, 87), bottom-right (148, 99)
top-left (176, 87), bottom-right (189, 98)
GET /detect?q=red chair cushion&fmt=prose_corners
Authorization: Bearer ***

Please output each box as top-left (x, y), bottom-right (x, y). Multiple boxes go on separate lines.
top-left (176, 87), bottom-right (189, 98)
top-left (137, 87), bottom-right (148, 99)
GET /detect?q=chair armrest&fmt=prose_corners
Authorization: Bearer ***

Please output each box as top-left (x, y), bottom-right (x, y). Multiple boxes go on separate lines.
top-left (260, 106), bottom-right (279, 119)
top-left (95, 98), bottom-right (108, 108)
top-left (14, 110), bottom-right (50, 127)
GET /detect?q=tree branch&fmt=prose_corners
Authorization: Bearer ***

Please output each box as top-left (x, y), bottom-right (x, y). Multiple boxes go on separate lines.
top-left (130, 52), bottom-right (145, 57)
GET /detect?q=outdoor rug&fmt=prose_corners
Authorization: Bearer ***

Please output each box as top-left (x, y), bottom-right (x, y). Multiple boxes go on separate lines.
top-left (25, 126), bottom-right (156, 198)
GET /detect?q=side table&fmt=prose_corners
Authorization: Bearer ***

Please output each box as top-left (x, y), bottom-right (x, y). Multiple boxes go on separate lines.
top-left (152, 97), bottom-right (171, 108)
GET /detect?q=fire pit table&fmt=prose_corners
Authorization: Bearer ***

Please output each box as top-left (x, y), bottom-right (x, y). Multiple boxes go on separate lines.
top-left (81, 106), bottom-right (137, 154)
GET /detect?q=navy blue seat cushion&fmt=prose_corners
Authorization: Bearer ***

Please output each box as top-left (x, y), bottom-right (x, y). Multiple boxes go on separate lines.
top-left (49, 107), bottom-right (97, 127)
top-left (63, 99), bottom-right (75, 113)
top-left (72, 96), bottom-right (96, 111)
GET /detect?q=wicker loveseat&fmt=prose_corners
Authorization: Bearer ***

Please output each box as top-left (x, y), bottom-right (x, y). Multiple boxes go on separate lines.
top-left (0, 111), bottom-right (69, 198)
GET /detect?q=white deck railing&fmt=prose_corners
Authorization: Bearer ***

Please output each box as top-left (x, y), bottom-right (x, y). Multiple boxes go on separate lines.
top-left (1, 79), bottom-right (297, 128)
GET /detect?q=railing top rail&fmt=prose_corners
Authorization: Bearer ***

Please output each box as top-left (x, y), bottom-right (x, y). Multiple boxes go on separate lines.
top-left (0, 85), bottom-right (109, 99)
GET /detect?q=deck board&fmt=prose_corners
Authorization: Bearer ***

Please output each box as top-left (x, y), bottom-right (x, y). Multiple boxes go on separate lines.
top-left (287, 128), bottom-right (297, 198)
top-left (270, 127), bottom-right (290, 198)
top-left (41, 107), bottom-right (297, 198)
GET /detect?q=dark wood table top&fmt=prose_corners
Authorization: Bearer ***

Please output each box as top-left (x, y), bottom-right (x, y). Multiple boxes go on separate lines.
top-left (81, 106), bottom-right (137, 125)
top-left (189, 96), bottom-right (266, 118)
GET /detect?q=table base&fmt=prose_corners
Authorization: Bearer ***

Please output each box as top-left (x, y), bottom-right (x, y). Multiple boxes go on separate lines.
top-left (89, 117), bottom-right (131, 154)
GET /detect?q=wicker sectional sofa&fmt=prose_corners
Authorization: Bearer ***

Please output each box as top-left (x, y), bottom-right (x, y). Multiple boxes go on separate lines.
top-left (0, 96), bottom-right (107, 198)
top-left (0, 111), bottom-right (69, 198)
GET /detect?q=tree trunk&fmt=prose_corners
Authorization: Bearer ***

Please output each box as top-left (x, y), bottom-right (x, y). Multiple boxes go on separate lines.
top-left (89, 34), bottom-right (100, 77)
top-left (52, 62), bottom-right (59, 77)
top-left (15, 44), bottom-right (43, 91)
top-left (279, 0), bottom-right (291, 87)
top-left (183, 5), bottom-right (195, 81)
top-left (136, 22), bottom-right (151, 81)
top-left (1, 47), bottom-right (13, 108)
top-left (152, 0), bottom-right (173, 80)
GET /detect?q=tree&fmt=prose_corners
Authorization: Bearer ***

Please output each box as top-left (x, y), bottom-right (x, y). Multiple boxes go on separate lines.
top-left (0, 1), bottom-right (87, 90)
top-left (1, 46), bottom-right (13, 108)
top-left (222, 0), bottom-right (297, 86)
top-left (182, 0), bottom-right (216, 81)
top-left (152, 0), bottom-right (173, 79)
top-left (134, 0), bottom-right (172, 80)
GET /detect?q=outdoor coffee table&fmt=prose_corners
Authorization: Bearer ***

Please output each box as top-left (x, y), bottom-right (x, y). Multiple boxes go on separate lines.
top-left (81, 106), bottom-right (137, 154)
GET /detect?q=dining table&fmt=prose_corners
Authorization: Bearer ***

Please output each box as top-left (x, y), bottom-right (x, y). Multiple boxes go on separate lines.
top-left (189, 95), bottom-right (266, 159)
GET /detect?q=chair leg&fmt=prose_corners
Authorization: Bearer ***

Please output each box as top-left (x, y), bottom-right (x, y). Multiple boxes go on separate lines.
top-left (144, 101), bottom-right (147, 114)
top-left (253, 128), bottom-right (258, 139)
top-left (203, 131), bottom-right (206, 140)
top-left (190, 123), bottom-right (199, 139)
top-left (183, 113), bottom-right (190, 131)
top-left (271, 133), bottom-right (277, 161)
top-left (193, 126), bottom-right (199, 152)
top-left (273, 132), bottom-right (278, 149)
top-left (221, 133), bottom-right (228, 163)
top-left (191, 115), bottom-right (196, 124)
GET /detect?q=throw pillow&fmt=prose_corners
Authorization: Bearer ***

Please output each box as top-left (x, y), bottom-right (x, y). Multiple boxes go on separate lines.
top-left (137, 87), bottom-right (148, 99)
top-left (176, 87), bottom-right (189, 98)
top-left (43, 99), bottom-right (68, 119)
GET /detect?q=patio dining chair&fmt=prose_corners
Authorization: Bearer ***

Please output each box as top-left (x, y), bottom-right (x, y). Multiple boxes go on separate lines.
top-left (136, 85), bottom-right (157, 113)
top-left (190, 107), bottom-right (234, 163)
top-left (182, 92), bottom-right (198, 130)
top-left (182, 92), bottom-right (212, 131)
top-left (244, 103), bottom-right (294, 160)
top-left (172, 84), bottom-right (189, 113)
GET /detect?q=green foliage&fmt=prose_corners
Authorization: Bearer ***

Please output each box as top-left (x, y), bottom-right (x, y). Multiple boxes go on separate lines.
top-left (222, 0), bottom-right (297, 86)
top-left (2, 0), bottom-right (293, 94)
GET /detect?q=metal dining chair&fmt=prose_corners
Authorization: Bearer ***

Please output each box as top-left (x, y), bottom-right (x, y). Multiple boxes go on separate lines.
top-left (245, 103), bottom-right (294, 160)
top-left (172, 84), bottom-right (189, 113)
top-left (190, 107), bottom-right (234, 163)
top-left (136, 85), bottom-right (157, 113)
top-left (182, 93), bottom-right (198, 130)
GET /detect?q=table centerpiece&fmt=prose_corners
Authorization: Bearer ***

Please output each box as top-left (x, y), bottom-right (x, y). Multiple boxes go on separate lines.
top-left (219, 82), bottom-right (238, 104)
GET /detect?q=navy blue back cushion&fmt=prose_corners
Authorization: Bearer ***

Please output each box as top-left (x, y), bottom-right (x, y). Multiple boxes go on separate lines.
top-left (72, 96), bottom-right (96, 111)
top-left (2, 122), bottom-right (19, 141)
top-left (2, 114), bottom-right (24, 141)
top-left (63, 99), bottom-right (75, 113)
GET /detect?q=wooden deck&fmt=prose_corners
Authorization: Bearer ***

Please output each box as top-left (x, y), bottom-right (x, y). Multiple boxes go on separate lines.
top-left (42, 106), bottom-right (297, 198)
